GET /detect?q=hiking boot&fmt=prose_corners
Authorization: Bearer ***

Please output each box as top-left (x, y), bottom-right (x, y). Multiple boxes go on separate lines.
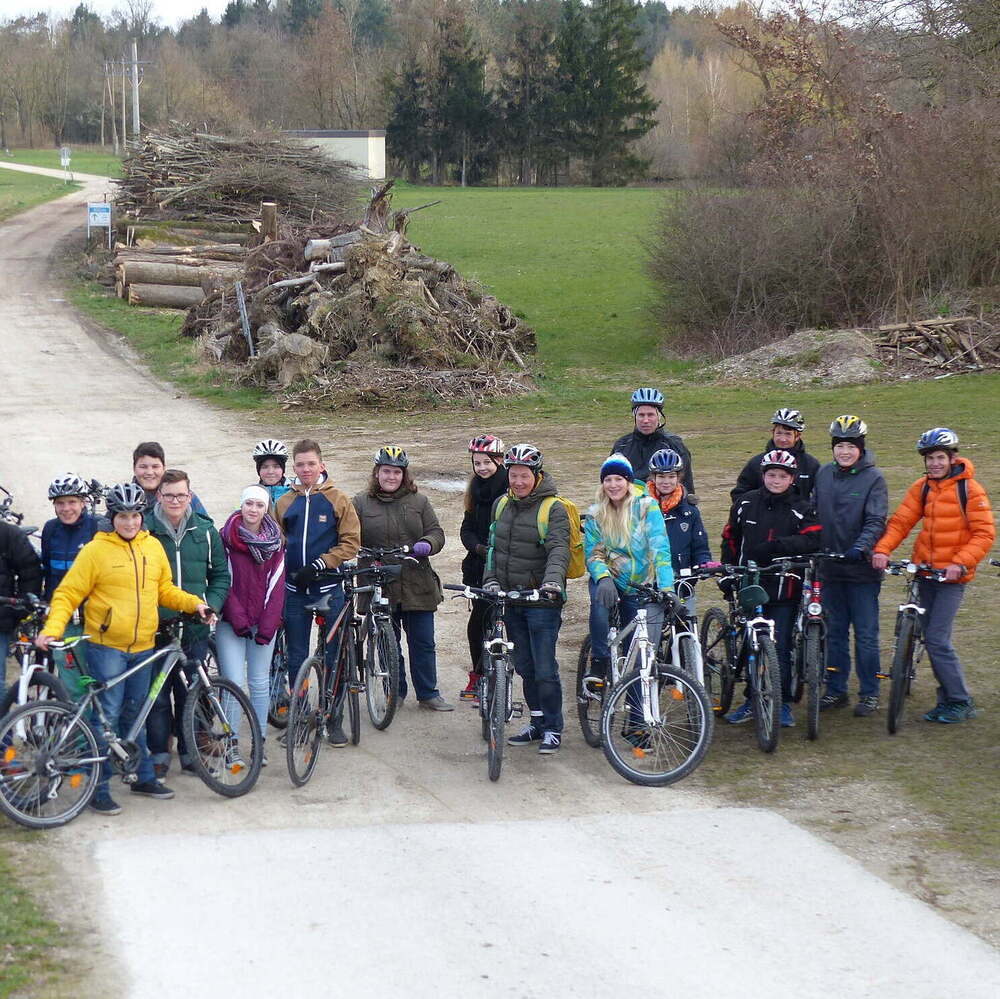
top-left (936, 700), bottom-right (977, 724)
top-left (923, 703), bottom-right (946, 722)
top-left (854, 696), bottom-right (879, 717)
top-left (538, 731), bottom-right (561, 755)
top-left (508, 723), bottom-right (543, 746)
top-left (418, 696), bottom-right (455, 712)
top-left (725, 701), bottom-right (753, 725)
top-left (780, 704), bottom-right (795, 727)
top-left (131, 781), bottom-right (175, 800)
top-left (326, 724), bottom-right (348, 747)
top-left (89, 795), bottom-right (122, 815)
top-left (820, 692), bottom-right (849, 711)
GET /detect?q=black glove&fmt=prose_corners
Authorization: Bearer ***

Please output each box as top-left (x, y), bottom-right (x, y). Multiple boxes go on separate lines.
top-left (294, 557), bottom-right (327, 589)
top-left (844, 546), bottom-right (865, 562)
top-left (475, 544), bottom-right (489, 558)
top-left (594, 577), bottom-right (619, 610)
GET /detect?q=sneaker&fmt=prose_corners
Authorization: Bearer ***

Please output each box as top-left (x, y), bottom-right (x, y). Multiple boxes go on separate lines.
top-left (780, 703), bottom-right (795, 727)
top-left (820, 692), bottom-right (849, 711)
top-left (153, 763), bottom-right (169, 782)
top-left (725, 701), bottom-right (753, 724)
top-left (180, 761), bottom-right (198, 776)
top-left (326, 724), bottom-right (348, 747)
top-left (937, 699), bottom-right (977, 724)
top-left (923, 703), bottom-right (946, 722)
top-left (538, 731), bottom-right (561, 755)
top-left (130, 781), bottom-right (175, 800)
top-left (508, 723), bottom-right (542, 746)
top-left (89, 795), bottom-right (122, 815)
top-left (418, 696), bottom-right (455, 712)
top-left (854, 696), bottom-right (879, 717)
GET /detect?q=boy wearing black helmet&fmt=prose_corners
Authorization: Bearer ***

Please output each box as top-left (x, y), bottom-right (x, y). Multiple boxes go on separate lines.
top-left (731, 408), bottom-right (820, 502)
top-left (611, 388), bottom-right (695, 494)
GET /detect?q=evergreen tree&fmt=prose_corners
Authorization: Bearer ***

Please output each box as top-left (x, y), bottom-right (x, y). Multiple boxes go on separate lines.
top-left (386, 60), bottom-right (430, 182)
top-left (223, 0), bottom-right (249, 27)
top-left (285, 0), bottom-right (324, 35)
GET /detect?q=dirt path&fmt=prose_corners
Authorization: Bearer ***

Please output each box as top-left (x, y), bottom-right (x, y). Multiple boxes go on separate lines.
top-left (1, 186), bottom-right (998, 997)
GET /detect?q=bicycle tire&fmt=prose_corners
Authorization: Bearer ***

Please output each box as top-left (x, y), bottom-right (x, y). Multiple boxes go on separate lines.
top-left (286, 656), bottom-right (324, 786)
top-left (752, 635), bottom-right (782, 753)
top-left (789, 634), bottom-right (805, 704)
top-left (0, 671), bottom-right (70, 720)
top-left (267, 630), bottom-right (290, 730)
top-left (575, 636), bottom-right (605, 749)
top-left (601, 666), bottom-right (713, 787)
top-left (699, 608), bottom-right (736, 715)
top-left (487, 661), bottom-right (508, 782)
top-left (887, 614), bottom-right (916, 735)
top-left (344, 638), bottom-right (361, 746)
top-left (182, 677), bottom-right (262, 797)
top-left (365, 617), bottom-right (400, 730)
top-left (479, 669), bottom-right (490, 741)
top-left (0, 700), bottom-right (100, 829)
top-left (804, 624), bottom-right (823, 741)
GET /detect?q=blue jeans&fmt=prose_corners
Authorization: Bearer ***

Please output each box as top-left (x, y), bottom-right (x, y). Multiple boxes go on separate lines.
top-left (85, 642), bottom-right (156, 794)
top-left (146, 636), bottom-right (208, 770)
top-left (588, 580), bottom-right (664, 661)
top-left (215, 620), bottom-right (274, 736)
top-left (505, 604), bottom-right (563, 733)
top-left (918, 579), bottom-right (970, 705)
top-left (823, 580), bottom-right (881, 698)
top-left (391, 609), bottom-right (440, 701)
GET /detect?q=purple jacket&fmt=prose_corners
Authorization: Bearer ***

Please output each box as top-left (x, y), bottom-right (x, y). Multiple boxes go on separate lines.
top-left (220, 512), bottom-right (286, 644)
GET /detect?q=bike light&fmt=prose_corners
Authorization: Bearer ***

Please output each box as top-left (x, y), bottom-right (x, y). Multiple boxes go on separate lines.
top-left (808, 602), bottom-right (823, 616)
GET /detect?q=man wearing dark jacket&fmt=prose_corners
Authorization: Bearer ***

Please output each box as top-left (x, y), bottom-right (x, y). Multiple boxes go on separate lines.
top-left (814, 416), bottom-right (888, 716)
top-left (0, 520), bottom-right (43, 664)
top-left (722, 449), bottom-right (822, 726)
top-left (611, 387), bottom-right (695, 494)
top-left (731, 408), bottom-right (820, 502)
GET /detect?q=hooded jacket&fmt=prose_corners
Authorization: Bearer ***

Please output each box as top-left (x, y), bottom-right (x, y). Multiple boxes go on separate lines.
top-left (0, 522), bottom-right (43, 633)
top-left (610, 427), bottom-right (695, 491)
top-left (41, 512), bottom-right (99, 599)
top-left (645, 480), bottom-right (712, 574)
top-left (874, 457), bottom-right (994, 583)
top-left (144, 505), bottom-right (231, 641)
top-left (43, 529), bottom-right (202, 652)
top-left (731, 438), bottom-right (820, 502)
top-left (722, 487), bottom-right (822, 603)
top-left (814, 450), bottom-right (888, 584)
top-left (460, 467), bottom-right (509, 585)
top-left (485, 472), bottom-right (570, 593)
top-left (220, 512), bottom-right (286, 644)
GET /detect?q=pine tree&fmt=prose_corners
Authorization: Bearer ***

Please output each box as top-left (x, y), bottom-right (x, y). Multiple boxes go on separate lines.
top-left (285, 0), bottom-right (324, 35)
top-left (386, 60), bottom-right (430, 182)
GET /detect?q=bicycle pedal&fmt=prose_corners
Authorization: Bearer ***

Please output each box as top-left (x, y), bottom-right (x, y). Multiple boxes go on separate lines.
top-left (511, 702), bottom-right (524, 719)
top-left (875, 672), bottom-right (890, 680)
top-left (349, 683), bottom-right (365, 694)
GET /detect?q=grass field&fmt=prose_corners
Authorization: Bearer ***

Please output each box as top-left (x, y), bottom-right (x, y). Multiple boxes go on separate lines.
top-left (0, 169), bottom-right (81, 224)
top-left (3, 146), bottom-right (122, 178)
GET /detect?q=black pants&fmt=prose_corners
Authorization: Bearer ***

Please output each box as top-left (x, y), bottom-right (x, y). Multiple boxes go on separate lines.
top-left (467, 599), bottom-right (491, 672)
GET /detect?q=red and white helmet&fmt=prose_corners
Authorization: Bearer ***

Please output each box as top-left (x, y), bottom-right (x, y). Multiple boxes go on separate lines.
top-left (760, 449), bottom-right (798, 473)
top-left (503, 444), bottom-right (543, 470)
top-left (468, 434), bottom-right (505, 457)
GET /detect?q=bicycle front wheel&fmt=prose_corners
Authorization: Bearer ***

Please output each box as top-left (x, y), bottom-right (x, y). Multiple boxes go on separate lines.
top-left (286, 656), bottom-right (324, 786)
top-left (0, 700), bottom-right (100, 829)
top-left (267, 630), bottom-right (290, 729)
top-left (752, 635), bottom-right (781, 753)
top-left (699, 608), bottom-right (735, 715)
top-left (0, 671), bottom-right (71, 719)
top-left (575, 636), bottom-right (605, 748)
top-left (804, 624), bottom-right (824, 741)
top-left (601, 666), bottom-right (713, 787)
top-left (182, 677), bottom-right (263, 797)
top-left (888, 614), bottom-right (916, 735)
top-left (365, 618), bottom-right (400, 730)
top-left (487, 663), bottom-right (508, 782)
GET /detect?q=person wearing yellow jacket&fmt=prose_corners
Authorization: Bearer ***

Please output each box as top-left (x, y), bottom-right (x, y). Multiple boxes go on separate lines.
top-left (36, 483), bottom-right (212, 815)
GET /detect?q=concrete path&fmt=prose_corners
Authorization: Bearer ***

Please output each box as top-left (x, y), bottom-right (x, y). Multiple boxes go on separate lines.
top-left (0, 159), bottom-right (112, 183)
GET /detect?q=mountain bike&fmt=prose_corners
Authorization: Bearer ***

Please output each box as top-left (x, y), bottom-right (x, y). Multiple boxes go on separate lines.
top-left (0, 596), bottom-right (72, 718)
top-left (445, 584), bottom-right (529, 781)
top-left (355, 546), bottom-right (405, 729)
top-left (880, 560), bottom-right (948, 734)
top-left (600, 585), bottom-right (713, 786)
top-left (0, 616), bottom-right (262, 829)
top-left (266, 628), bottom-right (290, 729)
top-left (0, 485), bottom-right (40, 552)
top-left (82, 479), bottom-right (109, 516)
top-left (699, 564), bottom-right (783, 752)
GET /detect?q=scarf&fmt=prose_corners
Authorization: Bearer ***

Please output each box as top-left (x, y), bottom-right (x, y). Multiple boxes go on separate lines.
top-left (237, 514), bottom-right (282, 564)
top-left (648, 480), bottom-right (684, 515)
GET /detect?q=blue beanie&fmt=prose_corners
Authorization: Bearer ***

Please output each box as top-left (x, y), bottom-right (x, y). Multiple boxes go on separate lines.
top-left (601, 453), bottom-right (634, 482)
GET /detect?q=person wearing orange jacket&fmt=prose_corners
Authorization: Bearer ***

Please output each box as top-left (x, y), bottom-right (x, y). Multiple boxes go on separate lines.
top-left (872, 428), bottom-right (995, 724)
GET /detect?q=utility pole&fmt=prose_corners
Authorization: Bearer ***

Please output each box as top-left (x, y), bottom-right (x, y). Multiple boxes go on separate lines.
top-left (121, 56), bottom-right (127, 144)
top-left (100, 62), bottom-right (106, 147)
top-left (131, 39), bottom-right (140, 136)
top-left (105, 62), bottom-right (119, 155)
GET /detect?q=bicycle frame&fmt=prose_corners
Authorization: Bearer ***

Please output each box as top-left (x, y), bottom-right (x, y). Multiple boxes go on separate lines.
top-left (608, 601), bottom-right (665, 728)
top-left (662, 576), bottom-right (704, 686)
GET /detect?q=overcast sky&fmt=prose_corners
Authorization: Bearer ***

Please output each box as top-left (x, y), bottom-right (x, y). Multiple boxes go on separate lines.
top-left (0, 1), bottom-right (233, 28)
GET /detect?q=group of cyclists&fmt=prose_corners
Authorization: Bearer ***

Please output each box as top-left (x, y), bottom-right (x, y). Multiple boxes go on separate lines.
top-left (0, 387), bottom-right (995, 815)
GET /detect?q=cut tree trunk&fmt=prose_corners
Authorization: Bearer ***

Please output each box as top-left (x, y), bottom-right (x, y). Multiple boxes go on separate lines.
top-left (121, 261), bottom-right (237, 287)
top-left (127, 283), bottom-right (205, 309)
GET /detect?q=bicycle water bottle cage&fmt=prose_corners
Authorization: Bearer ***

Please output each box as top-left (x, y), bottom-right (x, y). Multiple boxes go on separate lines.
top-left (738, 584), bottom-right (769, 614)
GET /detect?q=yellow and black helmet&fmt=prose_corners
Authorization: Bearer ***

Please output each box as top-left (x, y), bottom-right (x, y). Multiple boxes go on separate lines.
top-left (374, 445), bottom-right (409, 468)
top-left (829, 415), bottom-right (868, 441)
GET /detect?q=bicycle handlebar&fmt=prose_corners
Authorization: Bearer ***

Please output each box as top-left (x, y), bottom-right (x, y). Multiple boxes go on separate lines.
top-left (885, 560), bottom-right (948, 581)
top-left (444, 583), bottom-right (549, 603)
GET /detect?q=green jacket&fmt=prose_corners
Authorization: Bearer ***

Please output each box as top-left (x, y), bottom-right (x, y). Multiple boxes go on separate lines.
top-left (352, 488), bottom-right (445, 612)
top-left (485, 472), bottom-right (570, 592)
top-left (144, 505), bottom-right (230, 641)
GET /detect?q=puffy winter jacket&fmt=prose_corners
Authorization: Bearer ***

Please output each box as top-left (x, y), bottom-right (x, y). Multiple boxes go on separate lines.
top-left (43, 530), bottom-right (202, 652)
top-left (220, 512), bottom-right (286, 644)
top-left (731, 438), bottom-right (820, 502)
top-left (276, 476), bottom-right (361, 594)
top-left (645, 480), bottom-right (711, 574)
top-left (610, 428), bottom-right (695, 491)
top-left (874, 457), bottom-right (994, 583)
top-left (814, 450), bottom-right (887, 584)
top-left (352, 488), bottom-right (445, 612)
top-left (41, 513), bottom-right (99, 599)
top-left (144, 505), bottom-right (230, 641)
top-left (459, 467), bottom-right (509, 586)
top-left (585, 484), bottom-right (674, 593)
top-left (722, 488), bottom-right (822, 603)
top-left (0, 522), bottom-right (43, 633)
top-left (485, 472), bottom-right (570, 592)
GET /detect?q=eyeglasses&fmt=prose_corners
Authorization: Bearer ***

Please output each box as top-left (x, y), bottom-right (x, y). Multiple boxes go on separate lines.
top-left (160, 492), bottom-right (190, 502)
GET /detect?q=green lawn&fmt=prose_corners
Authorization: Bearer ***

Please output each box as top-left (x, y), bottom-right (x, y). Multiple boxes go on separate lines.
top-left (0, 170), bottom-right (80, 224)
top-left (3, 146), bottom-right (122, 178)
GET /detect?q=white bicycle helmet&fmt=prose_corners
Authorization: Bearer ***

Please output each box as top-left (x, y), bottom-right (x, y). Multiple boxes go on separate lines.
top-left (503, 444), bottom-right (543, 470)
top-left (771, 408), bottom-right (805, 431)
top-left (48, 474), bottom-right (88, 500)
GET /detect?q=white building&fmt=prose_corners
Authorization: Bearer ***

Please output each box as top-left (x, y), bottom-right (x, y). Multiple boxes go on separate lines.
top-left (283, 129), bottom-right (386, 179)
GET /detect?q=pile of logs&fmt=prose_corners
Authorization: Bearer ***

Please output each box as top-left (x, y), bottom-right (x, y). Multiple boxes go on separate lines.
top-left (874, 316), bottom-right (1000, 373)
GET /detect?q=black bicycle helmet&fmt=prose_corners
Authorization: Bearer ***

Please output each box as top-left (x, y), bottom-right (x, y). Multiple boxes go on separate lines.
top-left (829, 415), bottom-right (868, 440)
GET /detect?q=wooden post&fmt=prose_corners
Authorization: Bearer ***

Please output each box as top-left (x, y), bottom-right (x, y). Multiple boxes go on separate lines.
top-left (261, 201), bottom-right (278, 242)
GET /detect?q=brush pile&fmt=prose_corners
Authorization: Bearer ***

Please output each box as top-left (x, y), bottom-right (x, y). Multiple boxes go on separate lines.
top-left (183, 182), bottom-right (535, 409)
top-left (873, 316), bottom-right (1000, 374)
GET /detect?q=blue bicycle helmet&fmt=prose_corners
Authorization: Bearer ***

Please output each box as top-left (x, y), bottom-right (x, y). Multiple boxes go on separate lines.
top-left (648, 449), bottom-right (684, 474)
top-left (631, 387), bottom-right (664, 411)
top-left (916, 427), bottom-right (959, 454)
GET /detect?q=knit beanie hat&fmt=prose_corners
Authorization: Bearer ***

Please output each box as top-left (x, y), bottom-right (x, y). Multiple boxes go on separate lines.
top-left (241, 485), bottom-right (270, 506)
top-left (600, 453), bottom-right (634, 482)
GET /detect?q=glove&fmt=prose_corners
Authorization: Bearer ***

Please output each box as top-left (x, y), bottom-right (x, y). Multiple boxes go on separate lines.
top-left (475, 544), bottom-right (489, 558)
top-left (412, 541), bottom-right (432, 557)
top-left (844, 547), bottom-right (865, 562)
top-left (595, 577), bottom-right (619, 610)
top-left (687, 492), bottom-right (699, 505)
top-left (294, 557), bottom-right (327, 589)
top-left (699, 561), bottom-right (722, 570)
top-left (483, 581), bottom-right (501, 594)
top-left (540, 582), bottom-right (563, 602)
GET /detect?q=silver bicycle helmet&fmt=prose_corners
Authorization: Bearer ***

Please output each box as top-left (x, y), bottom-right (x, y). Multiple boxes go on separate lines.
top-left (105, 482), bottom-right (147, 514)
top-left (47, 474), bottom-right (88, 500)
